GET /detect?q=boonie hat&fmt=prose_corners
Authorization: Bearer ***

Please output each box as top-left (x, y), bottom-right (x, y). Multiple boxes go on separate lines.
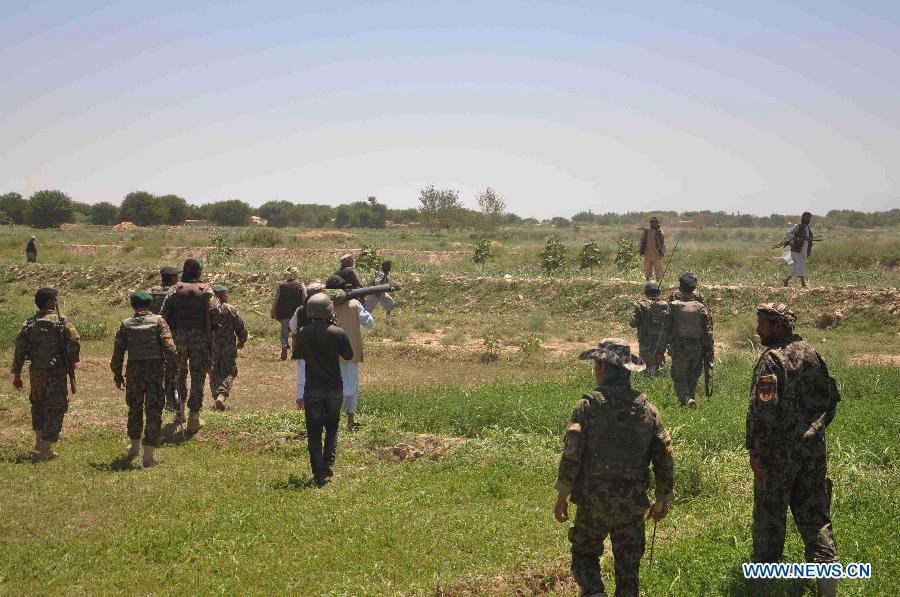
top-left (757, 302), bottom-right (796, 328)
top-left (579, 338), bottom-right (646, 372)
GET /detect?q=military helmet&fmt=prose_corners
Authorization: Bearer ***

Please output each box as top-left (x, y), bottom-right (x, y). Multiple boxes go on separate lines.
top-left (643, 281), bottom-right (660, 296)
top-left (306, 293), bottom-right (334, 319)
top-left (678, 272), bottom-right (698, 289)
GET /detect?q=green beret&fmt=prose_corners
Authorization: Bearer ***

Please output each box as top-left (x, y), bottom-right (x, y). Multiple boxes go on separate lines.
top-left (131, 291), bottom-right (153, 302)
top-left (212, 284), bottom-right (228, 294)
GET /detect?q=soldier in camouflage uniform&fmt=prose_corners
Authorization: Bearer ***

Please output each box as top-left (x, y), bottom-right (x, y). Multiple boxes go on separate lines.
top-left (160, 259), bottom-right (219, 433)
top-left (629, 281), bottom-right (668, 375)
top-left (554, 338), bottom-right (674, 597)
top-left (111, 291), bottom-right (178, 467)
top-left (209, 284), bottom-right (247, 411)
top-left (149, 265), bottom-right (179, 411)
top-left (666, 273), bottom-right (714, 407)
top-left (11, 287), bottom-right (81, 461)
top-left (747, 303), bottom-right (840, 597)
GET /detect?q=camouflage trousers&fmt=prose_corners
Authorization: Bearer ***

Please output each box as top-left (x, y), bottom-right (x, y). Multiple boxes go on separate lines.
top-left (638, 337), bottom-right (665, 374)
top-left (209, 347), bottom-right (238, 398)
top-left (669, 338), bottom-right (703, 403)
top-left (569, 506), bottom-right (645, 597)
top-left (752, 444), bottom-right (839, 563)
top-left (125, 360), bottom-right (165, 447)
top-left (28, 367), bottom-right (69, 442)
top-left (173, 330), bottom-right (211, 413)
top-left (162, 363), bottom-right (178, 411)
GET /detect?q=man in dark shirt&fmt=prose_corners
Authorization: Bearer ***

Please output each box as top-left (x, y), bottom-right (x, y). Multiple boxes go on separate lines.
top-left (294, 293), bottom-right (353, 486)
top-left (333, 253), bottom-right (363, 290)
top-left (26, 236), bottom-right (37, 263)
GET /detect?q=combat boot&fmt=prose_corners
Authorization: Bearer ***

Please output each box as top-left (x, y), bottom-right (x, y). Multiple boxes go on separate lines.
top-left (187, 412), bottom-right (205, 433)
top-left (213, 396), bottom-right (227, 411)
top-left (32, 430), bottom-right (41, 454)
top-left (817, 577), bottom-right (837, 597)
top-left (125, 439), bottom-right (141, 461)
top-left (34, 439), bottom-right (58, 462)
top-left (280, 346), bottom-right (288, 361)
top-left (142, 446), bottom-right (157, 467)
top-left (687, 398), bottom-right (697, 408)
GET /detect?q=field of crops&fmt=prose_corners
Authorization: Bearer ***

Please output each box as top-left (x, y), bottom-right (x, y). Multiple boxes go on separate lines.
top-left (1, 223), bottom-right (898, 595)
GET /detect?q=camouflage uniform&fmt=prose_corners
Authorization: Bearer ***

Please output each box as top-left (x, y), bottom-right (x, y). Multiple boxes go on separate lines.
top-left (161, 281), bottom-right (219, 413)
top-left (111, 311), bottom-right (177, 447)
top-left (629, 299), bottom-right (668, 374)
top-left (556, 340), bottom-right (674, 597)
top-left (11, 310), bottom-right (80, 442)
top-left (210, 302), bottom-right (248, 399)
top-left (747, 304), bottom-right (839, 564)
top-left (666, 299), bottom-right (713, 405)
top-left (149, 280), bottom-right (177, 409)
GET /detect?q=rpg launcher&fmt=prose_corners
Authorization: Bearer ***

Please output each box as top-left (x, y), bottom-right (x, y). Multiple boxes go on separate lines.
top-left (322, 284), bottom-right (400, 305)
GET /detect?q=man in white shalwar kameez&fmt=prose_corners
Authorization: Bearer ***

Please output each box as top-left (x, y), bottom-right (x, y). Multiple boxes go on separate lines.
top-left (783, 212), bottom-right (814, 288)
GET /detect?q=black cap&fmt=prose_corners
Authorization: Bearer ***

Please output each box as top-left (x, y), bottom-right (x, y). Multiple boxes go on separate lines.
top-left (160, 266), bottom-right (179, 277)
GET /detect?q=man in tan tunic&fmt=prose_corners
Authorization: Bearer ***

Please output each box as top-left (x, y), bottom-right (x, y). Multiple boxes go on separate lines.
top-left (326, 275), bottom-right (374, 430)
top-left (639, 217), bottom-right (666, 281)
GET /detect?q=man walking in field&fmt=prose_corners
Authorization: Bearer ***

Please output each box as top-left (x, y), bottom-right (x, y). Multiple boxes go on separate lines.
top-left (629, 281), bottom-right (668, 375)
top-left (294, 293), bottom-right (354, 487)
top-left (639, 217), bottom-right (665, 281)
top-left (289, 281), bottom-right (325, 411)
top-left (554, 338), bottom-right (674, 597)
top-left (326, 275), bottom-right (374, 430)
top-left (747, 303), bottom-right (840, 597)
top-left (150, 265), bottom-right (180, 411)
top-left (209, 284), bottom-right (247, 411)
top-left (25, 236), bottom-right (37, 263)
top-left (110, 291), bottom-right (178, 467)
top-left (666, 273), bottom-right (713, 407)
top-left (11, 287), bottom-right (81, 461)
top-left (271, 267), bottom-right (306, 361)
top-left (160, 258), bottom-right (220, 432)
top-left (782, 212), bottom-right (814, 288)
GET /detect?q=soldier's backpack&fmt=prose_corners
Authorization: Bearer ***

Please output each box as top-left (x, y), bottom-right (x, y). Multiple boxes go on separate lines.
top-left (24, 315), bottom-right (64, 369)
top-left (173, 282), bottom-right (209, 331)
top-left (122, 314), bottom-right (162, 360)
top-left (671, 300), bottom-right (706, 339)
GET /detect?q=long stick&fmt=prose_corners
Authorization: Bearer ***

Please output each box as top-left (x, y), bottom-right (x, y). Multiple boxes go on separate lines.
top-left (649, 519), bottom-right (657, 566)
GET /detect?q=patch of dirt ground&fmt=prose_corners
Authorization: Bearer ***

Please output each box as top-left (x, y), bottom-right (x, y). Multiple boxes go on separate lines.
top-left (437, 558), bottom-right (576, 596)
top-left (379, 433), bottom-right (467, 461)
top-left (848, 354), bottom-right (900, 366)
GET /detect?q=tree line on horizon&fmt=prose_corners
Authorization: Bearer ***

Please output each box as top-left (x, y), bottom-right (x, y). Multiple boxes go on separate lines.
top-left (1, 188), bottom-right (898, 230)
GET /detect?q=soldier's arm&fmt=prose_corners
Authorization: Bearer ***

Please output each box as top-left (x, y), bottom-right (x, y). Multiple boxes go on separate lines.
top-left (158, 319), bottom-right (178, 369)
top-left (11, 325), bottom-right (30, 375)
top-left (64, 321), bottom-right (81, 364)
top-left (554, 401), bottom-right (587, 496)
top-left (745, 356), bottom-right (780, 455)
top-left (803, 354), bottom-right (840, 438)
top-left (234, 309), bottom-right (248, 345)
top-left (628, 304), bottom-right (640, 328)
top-left (659, 229), bottom-right (665, 256)
top-left (207, 289), bottom-right (221, 318)
top-left (160, 291), bottom-right (174, 325)
top-left (648, 407), bottom-right (675, 504)
top-left (270, 286), bottom-right (281, 318)
top-left (110, 324), bottom-right (127, 383)
top-left (338, 330), bottom-right (354, 361)
top-left (639, 229), bottom-right (647, 255)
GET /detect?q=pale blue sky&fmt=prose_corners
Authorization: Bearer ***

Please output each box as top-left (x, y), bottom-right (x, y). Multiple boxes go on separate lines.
top-left (2, 1), bottom-right (899, 217)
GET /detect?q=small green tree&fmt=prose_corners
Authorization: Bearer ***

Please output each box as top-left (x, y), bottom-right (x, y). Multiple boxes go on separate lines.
top-left (26, 190), bottom-right (74, 228)
top-left (614, 233), bottom-right (639, 273)
top-left (472, 238), bottom-right (494, 271)
top-left (209, 199), bottom-right (252, 227)
top-left (206, 230), bottom-right (235, 266)
top-left (356, 244), bottom-right (382, 272)
top-left (120, 191), bottom-right (168, 226)
top-left (539, 235), bottom-right (567, 274)
top-left (90, 202), bottom-right (119, 225)
top-left (579, 240), bottom-right (604, 274)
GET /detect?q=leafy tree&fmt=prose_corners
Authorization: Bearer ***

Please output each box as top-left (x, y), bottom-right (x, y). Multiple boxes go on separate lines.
top-left (356, 244), bottom-right (382, 272)
top-left (295, 204), bottom-right (336, 227)
top-left (90, 202), bottom-right (119, 225)
top-left (25, 190), bottom-right (74, 228)
top-left (476, 186), bottom-right (506, 230)
top-left (614, 233), bottom-right (639, 273)
top-left (334, 201), bottom-right (387, 228)
top-left (473, 239), bottom-right (494, 271)
top-left (209, 199), bottom-right (251, 226)
top-left (550, 216), bottom-right (571, 228)
top-left (0, 192), bottom-right (27, 224)
top-left (120, 191), bottom-right (168, 226)
top-left (259, 200), bottom-right (299, 228)
top-left (418, 185), bottom-right (462, 231)
top-left (0, 207), bottom-right (8, 224)
top-left (71, 201), bottom-right (92, 216)
top-left (158, 194), bottom-right (188, 225)
top-left (539, 235), bottom-right (567, 274)
top-left (579, 240), bottom-right (604, 274)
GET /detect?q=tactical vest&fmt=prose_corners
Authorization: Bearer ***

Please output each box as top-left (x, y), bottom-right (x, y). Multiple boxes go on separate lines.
top-left (275, 281), bottom-right (305, 320)
top-left (25, 315), bottom-right (64, 369)
top-left (173, 282), bottom-right (209, 331)
top-left (648, 300), bottom-right (668, 332)
top-left (671, 300), bottom-right (705, 339)
top-left (123, 314), bottom-right (162, 360)
top-left (582, 390), bottom-right (653, 483)
top-left (149, 285), bottom-right (171, 315)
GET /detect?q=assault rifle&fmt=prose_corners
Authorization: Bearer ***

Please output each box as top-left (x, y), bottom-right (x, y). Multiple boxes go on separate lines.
top-left (322, 283), bottom-right (400, 305)
top-left (704, 344), bottom-right (714, 397)
top-left (55, 304), bottom-right (76, 394)
top-left (771, 235), bottom-right (824, 250)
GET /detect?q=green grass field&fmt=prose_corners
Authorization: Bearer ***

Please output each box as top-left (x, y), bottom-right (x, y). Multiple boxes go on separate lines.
top-left (1, 223), bottom-right (898, 595)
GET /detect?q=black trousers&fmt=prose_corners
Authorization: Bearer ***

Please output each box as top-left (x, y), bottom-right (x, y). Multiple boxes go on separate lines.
top-left (304, 396), bottom-right (342, 478)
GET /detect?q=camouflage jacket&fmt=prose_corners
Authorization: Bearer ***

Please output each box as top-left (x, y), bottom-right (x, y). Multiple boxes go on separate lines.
top-left (746, 335), bottom-right (839, 467)
top-left (12, 310), bottom-right (81, 374)
top-left (629, 299), bottom-right (669, 346)
top-left (148, 284), bottom-right (173, 315)
top-left (212, 303), bottom-right (248, 351)
top-left (110, 311), bottom-right (177, 382)
top-left (555, 384), bottom-right (674, 511)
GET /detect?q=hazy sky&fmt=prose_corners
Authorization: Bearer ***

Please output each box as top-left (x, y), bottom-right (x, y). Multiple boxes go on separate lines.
top-left (2, 1), bottom-right (899, 217)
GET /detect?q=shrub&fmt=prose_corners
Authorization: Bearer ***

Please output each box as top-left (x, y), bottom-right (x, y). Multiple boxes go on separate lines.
top-left (614, 233), bottom-right (639, 273)
top-left (207, 230), bottom-right (235, 266)
top-left (356, 244), bottom-right (382, 272)
top-left (579, 240), bottom-right (604, 274)
top-left (538, 235), bottom-right (567, 274)
top-left (480, 333), bottom-right (501, 363)
top-left (472, 239), bottom-right (494, 271)
top-left (239, 227), bottom-right (281, 248)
